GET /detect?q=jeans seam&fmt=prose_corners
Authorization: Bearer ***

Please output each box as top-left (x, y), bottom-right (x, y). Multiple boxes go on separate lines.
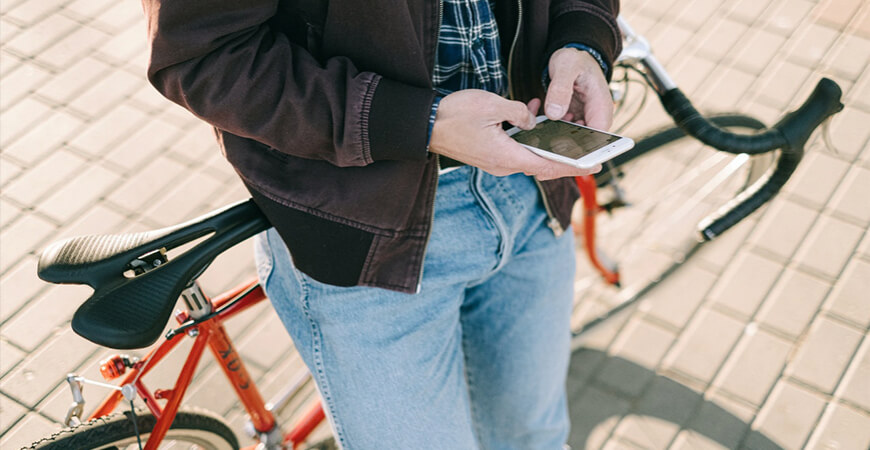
top-left (257, 233), bottom-right (276, 289)
top-left (297, 270), bottom-right (350, 449)
top-left (460, 328), bottom-right (485, 450)
top-left (469, 169), bottom-right (513, 274)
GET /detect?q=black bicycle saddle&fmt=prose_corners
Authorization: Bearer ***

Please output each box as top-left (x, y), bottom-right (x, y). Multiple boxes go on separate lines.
top-left (38, 199), bottom-right (270, 349)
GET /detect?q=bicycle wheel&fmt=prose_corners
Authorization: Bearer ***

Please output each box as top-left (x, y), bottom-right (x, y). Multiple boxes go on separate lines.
top-left (305, 436), bottom-right (339, 450)
top-left (27, 407), bottom-right (239, 450)
top-left (571, 115), bottom-right (773, 332)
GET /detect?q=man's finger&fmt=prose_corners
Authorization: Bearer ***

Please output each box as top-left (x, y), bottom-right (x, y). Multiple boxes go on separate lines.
top-left (510, 144), bottom-right (602, 180)
top-left (582, 105), bottom-right (609, 130)
top-left (501, 98), bottom-right (537, 130)
top-left (527, 98), bottom-right (541, 115)
top-left (580, 87), bottom-right (614, 131)
top-left (544, 74), bottom-right (577, 120)
top-left (545, 48), bottom-right (587, 120)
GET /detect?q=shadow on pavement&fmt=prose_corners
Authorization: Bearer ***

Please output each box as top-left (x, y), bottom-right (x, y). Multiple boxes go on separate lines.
top-left (567, 347), bottom-right (784, 450)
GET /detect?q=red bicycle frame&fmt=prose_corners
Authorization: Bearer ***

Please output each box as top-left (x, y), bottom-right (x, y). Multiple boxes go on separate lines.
top-left (87, 279), bottom-right (325, 450)
top-left (81, 178), bottom-right (613, 449)
top-left (575, 175), bottom-right (620, 286)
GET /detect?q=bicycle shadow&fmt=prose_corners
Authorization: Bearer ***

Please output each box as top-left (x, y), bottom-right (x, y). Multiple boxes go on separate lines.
top-left (566, 347), bottom-right (784, 450)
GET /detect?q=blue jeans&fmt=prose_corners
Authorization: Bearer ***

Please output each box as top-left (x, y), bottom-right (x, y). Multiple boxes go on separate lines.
top-left (254, 166), bottom-right (575, 450)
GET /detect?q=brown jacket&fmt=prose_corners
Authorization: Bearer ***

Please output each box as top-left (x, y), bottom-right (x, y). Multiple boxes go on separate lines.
top-left (142, 0), bottom-right (621, 293)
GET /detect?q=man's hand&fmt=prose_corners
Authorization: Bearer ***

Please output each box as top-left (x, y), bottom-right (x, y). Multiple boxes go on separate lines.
top-left (544, 47), bottom-right (614, 131)
top-left (429, 90), bottom-right (600, 180)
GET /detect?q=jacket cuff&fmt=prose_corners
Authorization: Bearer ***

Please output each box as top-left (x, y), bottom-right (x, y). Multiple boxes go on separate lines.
top-left (367, 77), bottom-right (436, 161)
top-left (564, 43), bottom-right (609, 74)
top-left (546, 10), bottom-right (622, 81)
top-left (426, 96), bottom-right (443, 150)
top-left (541, 44), bottom-right (609, 88)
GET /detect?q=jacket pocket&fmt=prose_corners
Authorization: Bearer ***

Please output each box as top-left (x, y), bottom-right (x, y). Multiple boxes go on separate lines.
top-left (294, 0), bottom-right (328, 60)
top-left (272, 0), bottom-right (328, 60)
top-left (305, 22), bottom-right (324, 60)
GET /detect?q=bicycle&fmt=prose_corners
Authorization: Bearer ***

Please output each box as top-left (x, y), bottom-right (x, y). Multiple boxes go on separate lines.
top-left (24, 14), bottom-right (843, 450)
top-left (568, 17), bottom-right (844, 337)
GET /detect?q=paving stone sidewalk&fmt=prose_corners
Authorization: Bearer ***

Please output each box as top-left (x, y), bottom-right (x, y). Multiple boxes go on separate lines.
top-left (1, 0), bottom-right (868, 448)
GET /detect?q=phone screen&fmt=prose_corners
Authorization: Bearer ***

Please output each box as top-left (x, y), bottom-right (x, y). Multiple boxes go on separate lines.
top-left (513, 120), bottom-right (621, 159)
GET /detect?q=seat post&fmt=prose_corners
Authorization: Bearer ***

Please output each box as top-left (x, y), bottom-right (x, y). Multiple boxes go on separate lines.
top-left (180, 281), bottom-right (213, 319)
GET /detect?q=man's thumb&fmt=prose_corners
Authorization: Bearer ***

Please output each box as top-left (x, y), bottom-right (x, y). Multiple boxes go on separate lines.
top-left (545, 76), bottom-right (574, 120)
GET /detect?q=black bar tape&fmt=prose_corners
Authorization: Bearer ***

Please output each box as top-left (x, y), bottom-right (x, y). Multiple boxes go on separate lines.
top-left (699, 149), bottom-right (801, 240)
top-left (660, 89), bottom-right (787, 154)
top-left (658, 78), bottom-right (843, 240)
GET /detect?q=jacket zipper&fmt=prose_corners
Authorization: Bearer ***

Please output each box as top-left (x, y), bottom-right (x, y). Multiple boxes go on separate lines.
top-left (534, 178), bottom-right (565, 236)
top-left (416, 155), bottom-right (441, 293)
top-left (507, 0), bottom-right (563, 236)
top-left (417, 2), bottom-right (444, 293)
top-left (506, 0), bottom-right (523, 100)
top-left (436, 0), bottom-right (444, 67)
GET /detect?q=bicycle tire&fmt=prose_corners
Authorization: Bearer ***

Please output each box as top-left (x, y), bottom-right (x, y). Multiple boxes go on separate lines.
top-left (305, 436), bottom-right (339, 450)
top-left (26, 407), bottom-right (239, 450)
top-left (571, 114), bottom-right (773, 330)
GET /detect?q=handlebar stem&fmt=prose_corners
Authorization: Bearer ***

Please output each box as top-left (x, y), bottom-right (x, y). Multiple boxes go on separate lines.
top-left (616, 16), bottom-right (677, 94)
top-left (640, 54), bottom-right (678, 95)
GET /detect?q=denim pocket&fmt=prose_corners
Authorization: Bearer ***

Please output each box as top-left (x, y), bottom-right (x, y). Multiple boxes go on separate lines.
top-left (253, 230), bottom-right (276, 289)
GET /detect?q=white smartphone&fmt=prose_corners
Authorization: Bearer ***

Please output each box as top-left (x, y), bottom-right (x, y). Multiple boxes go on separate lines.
top-left (507, 116), bottom-right (635, 169)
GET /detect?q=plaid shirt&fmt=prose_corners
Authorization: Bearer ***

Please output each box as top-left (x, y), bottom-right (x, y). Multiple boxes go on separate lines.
top-left (427, 0), bottom-right (607, 144)
top-left (433, 0), bottom-right (508, 97)
top-left (428, 0), bottom-right (504, 135)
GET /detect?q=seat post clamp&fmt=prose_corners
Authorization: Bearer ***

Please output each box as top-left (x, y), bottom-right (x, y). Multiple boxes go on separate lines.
top-left (181, 281), bottom-right (213, 320)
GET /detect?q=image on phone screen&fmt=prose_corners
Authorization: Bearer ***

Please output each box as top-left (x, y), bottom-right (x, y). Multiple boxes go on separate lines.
top-left (513, 120), bottom-right (621, 159)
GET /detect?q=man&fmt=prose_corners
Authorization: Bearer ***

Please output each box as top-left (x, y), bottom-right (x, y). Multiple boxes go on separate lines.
top-left (142, 0), bottom-right (620, 448)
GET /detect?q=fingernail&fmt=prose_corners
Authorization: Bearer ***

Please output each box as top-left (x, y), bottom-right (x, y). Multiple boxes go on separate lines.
top-left (546, 104), bottom-right (564, 118)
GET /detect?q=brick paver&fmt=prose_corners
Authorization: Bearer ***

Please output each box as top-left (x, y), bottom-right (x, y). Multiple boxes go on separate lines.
top-left (2, 149), bottom-right (85, 206)
top-left (713, 330), bottom-right (793, 407)
top-left (793, 214), bottom-right (865, 281)
top-left (785, 316), bottom-right (864, 394)
top-left (783, 151), bottom-right (852, 209)
top-left (824, 259), bottom-right (870, 329)
top-left (1, 0), bottom-right (868, 448)
top-left (0, 213), bottom-right (55, 275)
top-left (3, 112), bottom-right (85, 166)
top-left (678, 392), bottom-right (760, 450)
top-left (611, 377), bottom-right (699, 449)
top-left (829, 166), bottom-right (870, 226)
top-left (0, 341), bottom-right (24, 378)
top-left (595, 318), bottom-right (677, 397)
top-left (0, 61), bottom-right (50, 111)
top-left (663, 308), bottom-right (746, 386)
top-left (747, 381), bottom-right (827, 450)
top-left (754, 268), bottom-right (831, 339)
top-left (837, 338), bottom-right (870, 412)
top-left (709, 251), bottom-right (783, 318)
top-left (0, 97), bottom-right (51, 149)
top-left (640, 264), bottom-right (717, 331)
top-left (0, 328), bottom-right (96, 406)
top-left (806, 402), bottom-right (870, 450)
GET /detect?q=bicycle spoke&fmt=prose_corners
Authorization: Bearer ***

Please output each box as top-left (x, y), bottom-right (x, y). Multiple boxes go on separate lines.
top-left (644, 153), bottom-right (750, 244)
top-left (599, 150), bottom-right (751, 260)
